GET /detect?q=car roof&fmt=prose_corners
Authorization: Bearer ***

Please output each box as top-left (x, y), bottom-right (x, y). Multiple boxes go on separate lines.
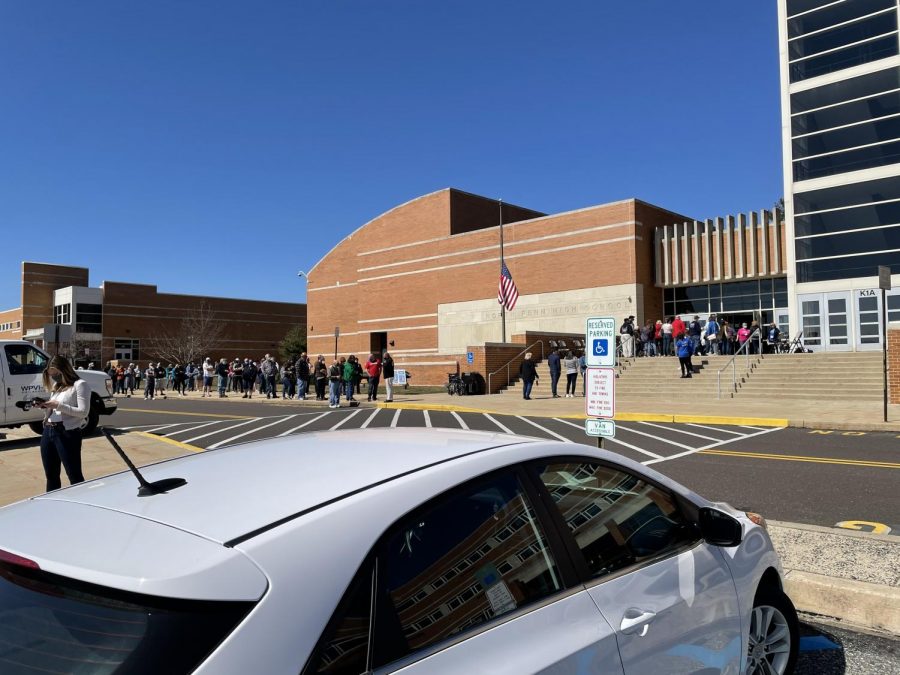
top-left (38, 428), bottom-right (533, 545)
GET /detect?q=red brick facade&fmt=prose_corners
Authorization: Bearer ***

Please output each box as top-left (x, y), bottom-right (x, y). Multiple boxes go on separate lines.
top-left (306, 189), bottom-right (688, 385)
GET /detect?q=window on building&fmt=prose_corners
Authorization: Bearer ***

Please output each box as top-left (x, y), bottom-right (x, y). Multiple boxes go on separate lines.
top-left (792, 89), bottom-right (900, 138)
top-left (75, 303), bottom-right (103, 334)
top-left (791, 65), bottom-right (900, 115)
top-left (790, 35), bottom-right (898, 83)
top-left (794, 174), bottom-right (900, 218)
top-left (53, 303), bottom-right (71, 324)
top-left (114, 339), bottom-right (140, 361)
top-left (788, 0), bottom-right (896, 40)
top-left (794, 138), bottom-right (900, 181)
top-left (788, 11), bottom-right (897, 62)
top-left (797, 224), bottom-right (900, 260)
top-left (793, 115), bottom-right (900, 160)
top-left (797, 250), bottom-right (900, 282)
top-left (788, 0), bottom-right (849, 17)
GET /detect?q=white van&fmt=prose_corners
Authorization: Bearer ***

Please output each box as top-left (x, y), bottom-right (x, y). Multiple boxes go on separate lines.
top-left (0, 340), bottom-right (117, 435)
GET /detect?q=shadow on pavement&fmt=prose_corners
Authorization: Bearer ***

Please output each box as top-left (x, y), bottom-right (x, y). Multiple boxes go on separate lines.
top-left (797, 622), bottom-right (846, 674)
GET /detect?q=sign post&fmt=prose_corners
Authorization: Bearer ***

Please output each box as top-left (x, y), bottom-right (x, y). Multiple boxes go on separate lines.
top-left (334, 326), bottom-right (340, 361)
top-left (585, 317), bottom-right (617, 446)
top-left (879, 266), bottom-right (891, 422)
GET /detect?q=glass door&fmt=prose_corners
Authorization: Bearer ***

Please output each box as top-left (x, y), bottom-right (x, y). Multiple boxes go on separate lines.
top-left (856, 291), bottom-right (882, 351)
top-left (824, 291), bottom-right (851, 351)
top-left (799, 294), bottom-right (822, 349)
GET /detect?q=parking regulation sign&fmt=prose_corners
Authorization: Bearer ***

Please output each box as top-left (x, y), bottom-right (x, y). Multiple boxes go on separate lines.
top-left (586, 317), bottom-right (616, 367)
top-left (585, 419), bottom-right (616, 438)
top-left (585, 367), bottom-right (615, 418)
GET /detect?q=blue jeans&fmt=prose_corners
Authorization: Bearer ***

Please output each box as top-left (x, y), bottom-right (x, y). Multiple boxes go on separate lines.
top-left (662, 335), bottom-right (672, 356)
top-left (218, 375), bottom-right (227, 396)
top-left (329, 380), bottom-right (341, 406)
top-left (283, 377), bottom-right (294, 398)
top-left (266, 374), bottom-right (277, 397)
top-left (690, 335), bottom-right (701, 354)
top-left (522, 379), bottom-right (534, 399)
top-left (643, 341), bottom-right (656, 357)
top-left (549, 371), bottom-right (560, 396)
top-left (40, 425), bottom-right (84, 492)
top-left (345, 380), bottom-right (355, 400)
top-left (297, 378), bottom-right (308, 399)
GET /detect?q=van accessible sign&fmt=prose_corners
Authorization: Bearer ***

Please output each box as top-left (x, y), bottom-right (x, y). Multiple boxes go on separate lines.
top-left (586, 317), bottom-right (616, 367)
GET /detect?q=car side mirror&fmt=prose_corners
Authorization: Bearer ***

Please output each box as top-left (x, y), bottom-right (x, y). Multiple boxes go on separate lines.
top-left (698, 507), bottom-right (743, 547)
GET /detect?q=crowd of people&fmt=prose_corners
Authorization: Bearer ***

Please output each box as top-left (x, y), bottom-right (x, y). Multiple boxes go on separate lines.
top-left (104, 352), bottom-right (397, 407)
top-left (617, 314), bottom-right (781, 359)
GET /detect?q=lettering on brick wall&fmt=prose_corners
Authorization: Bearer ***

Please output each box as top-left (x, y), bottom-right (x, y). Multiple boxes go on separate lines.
top-left (473, 298), bottom-right (629, 322)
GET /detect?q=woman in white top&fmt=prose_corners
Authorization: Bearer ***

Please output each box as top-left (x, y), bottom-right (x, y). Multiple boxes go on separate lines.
top-left (37, 355), bottom-right (89, 491)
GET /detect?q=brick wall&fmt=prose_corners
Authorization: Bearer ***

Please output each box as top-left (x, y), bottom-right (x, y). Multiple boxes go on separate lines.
top-left (889, 323), bottom-right (900, 404)
top-left (307, 188), bottom-right (690, 385)
top-left (21, 262), bottom-right (89, 334)
top-left (0, 307), bottom-right (23, 339)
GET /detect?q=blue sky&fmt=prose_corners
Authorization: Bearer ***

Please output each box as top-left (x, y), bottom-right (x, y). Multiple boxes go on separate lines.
top-left (0, 1), bottom-right (782, 310)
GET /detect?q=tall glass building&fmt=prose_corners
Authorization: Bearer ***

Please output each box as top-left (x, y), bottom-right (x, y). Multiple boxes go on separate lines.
top-left (779, 0), bottom-right (900, 351)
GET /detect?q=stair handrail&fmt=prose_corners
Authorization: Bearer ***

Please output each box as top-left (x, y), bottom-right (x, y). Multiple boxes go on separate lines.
top-left (487, 340), bottom-right (545, 394)
top-left (716, 328), bottom-right (763, 399)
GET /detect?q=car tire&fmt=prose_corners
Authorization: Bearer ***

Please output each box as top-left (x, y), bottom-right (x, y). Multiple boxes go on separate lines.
top-left (28, 421), bottom-right (44, 436)
top-left (81, 400), bottom-right (101, 436)
top-left (747, 585), bottom-right (799, 675)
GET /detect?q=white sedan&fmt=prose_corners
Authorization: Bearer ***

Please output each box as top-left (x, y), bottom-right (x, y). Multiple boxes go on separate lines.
top-left (0, 428), bottom-right (798, 674)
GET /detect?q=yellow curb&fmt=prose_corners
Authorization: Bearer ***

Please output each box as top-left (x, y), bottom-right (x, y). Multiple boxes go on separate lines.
top-left (671, 414), bottom-right (788, 427)
top-left (125, 408), bottom-right (253, 419)
top-left (135, 432), bottom-right (204, 453)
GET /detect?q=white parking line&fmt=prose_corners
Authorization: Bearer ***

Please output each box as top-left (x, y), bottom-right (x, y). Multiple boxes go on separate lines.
top-left (739, 425), bottom-right (767, 431)
top-left (615, 423), bottom-right (696, 451)
top-left (390, 409), bottom-right (402, 428)
top-left (643, 426), bottom-right (784, 466)
top-left (451, 411), bottom-right (469, 430)
top-left (277, 411), bottom-right (332, 436)
top-left (208, 415), bottom-right (297, 449)
top-left (181, 418), bottom-right (261, 444)
top-left (638, 421), bottom-right (720, 442)
top-left (686, 423), bottom-right (744, 436)
top-left (483, 414), bottom-right (514, 434)
top-left (516, 416), bottom-right (572, 443)
top-left (423, 410), bottom-right (432, 428)
top-left (163, 420), bottom-right (227, 437)
top-left (554, 418), bottom-right (663, 460)
top-left (141, 423), bottom-right (182, 434)
top-left (330, 409), bottom-right (362, 430)
top-left (360, 408), bottom-right (381, 429)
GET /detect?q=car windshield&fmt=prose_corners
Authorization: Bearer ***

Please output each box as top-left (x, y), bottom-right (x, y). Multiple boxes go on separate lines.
top-left (0, 560), bottom-right (254, 674)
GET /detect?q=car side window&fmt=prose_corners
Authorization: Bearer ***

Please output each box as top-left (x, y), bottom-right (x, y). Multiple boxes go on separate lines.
top-left (534, 460), bottom-right (697, 579)
top-left (4, 345), bottom-right (48, 376)
top-left (372, 469), bottom-right (563, 669)
top-left (307, 562), bottom-right (373, 674)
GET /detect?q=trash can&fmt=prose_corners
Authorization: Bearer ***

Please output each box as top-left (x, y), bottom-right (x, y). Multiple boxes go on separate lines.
top-left (461, 372), bottom-right (485, 395)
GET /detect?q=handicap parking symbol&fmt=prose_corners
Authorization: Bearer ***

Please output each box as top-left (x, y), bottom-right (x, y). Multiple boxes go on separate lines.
top-left (592, 339), bottom-right (608, 357)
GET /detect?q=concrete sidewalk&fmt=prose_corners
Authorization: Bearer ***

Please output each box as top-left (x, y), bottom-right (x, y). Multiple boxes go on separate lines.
top-left (0, 428), bottom-right (897, 635)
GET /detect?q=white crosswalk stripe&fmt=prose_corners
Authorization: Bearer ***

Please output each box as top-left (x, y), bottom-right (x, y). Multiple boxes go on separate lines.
top-left (637, 421), bottom-right (720, 441)
top-left (423, 410), bottom-right (432, 428)
top-left (390, 409), bottom-right (402, 428)
top-left (553, 418), bottom-right (663, 460)
top-left (208, 415), bottom-right (297, 449)
top-left (330, 409), bottom-right (362, 430)
top-left (451, 411), bottom-right (469, 430)
top-left (615, 423), bottom-right (696, 451)
top-left (483, 413), bottom-right (514, 434)
top-left (686, 423), bottom-right (744, 436)
top-left (182, 418), bottom-right (261, 444)
top-left (359, 408), bottom-right (381, 429)
top-left (277, 411), bottom-right (331, 437)
top-left (164, 420), bottom-right (227, 437)
top-left (643, 426), bottom-right (783, 465)
top-left (516, 416), bottom-right (572, 443)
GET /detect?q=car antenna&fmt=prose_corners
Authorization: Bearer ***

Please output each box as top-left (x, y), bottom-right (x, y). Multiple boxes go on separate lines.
top-left (101, 428), bottom-right (187, 497)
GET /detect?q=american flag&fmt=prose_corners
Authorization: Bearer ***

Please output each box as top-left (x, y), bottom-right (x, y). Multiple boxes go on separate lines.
top-left (498, 262), bottom-right (519, 311)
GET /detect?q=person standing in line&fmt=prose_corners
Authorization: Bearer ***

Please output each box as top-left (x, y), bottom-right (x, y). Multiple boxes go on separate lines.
top-left (688, 315), bottom-right (703, 356)
top-left (328, 359), bottom-right (342, 408)
top-left (640, 320), bottom-right (655, 357)
top-left (242, 359), bottom-right (257, 399)
top-left (295, 353), bottom-right (310, 400)
top-left (282, 359), bottom-right (295, 399)
top-left (232, 359), bottom-right (244, 394)
top-left (173, 362), bottom-right (186, 396)
top-left (562, 350), bottom-right (578, 398)
top-left (767, 322), bottom-right (781, 353)
top-left (202, 357), bottom-right (215, 397)
top-left (619, 316), bottom-right (635, 358)
top-left (705, 314), bottom-right (720, 355)
top-left (144, 362), bottom-right (156, 400)
top-left (578, 351), bottom-right (587, 396)
top-left (134, 363), bottom-right (142, 394)
top-left (737, 323), bottom-right (751, 351)
top-left (671, 316), bottom-right (686, 351)
top-left (749, 319), bottom-right (761, 355)
top-left (124, 363), bottom-right (135, 398)
top-left (661, 317), bottom-right (674, 356)
top-left (382, 352), bottom-right (395, 402)
top-left (216, 358), bottom-right (229, 398)
top-left (115, 364), bottom-right (125, 394)
top-left (315, 355), bottom-right (328, 400)
top-left (654, 319), bottom-right (663, 357)
top-left (154, 363), bottom-right (167, 399)
top-left (261, 354), bottom-right (278, 399)
top-left (343, 356), bottom-right (356, 402)
top-left (519, 352), bottom-right (538, 400)
top-left (675, 332), bottom-right (694, 379)
top-left (35, 355), bottom-right (88, 492)
top-left (547, 348), bottom-right (561, 398)
top-left (365, 353), bottom-right (382, 402)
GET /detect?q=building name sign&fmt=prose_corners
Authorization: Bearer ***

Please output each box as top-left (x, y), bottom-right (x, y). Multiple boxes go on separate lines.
top-left (467, 298), bottom-right (632, 323)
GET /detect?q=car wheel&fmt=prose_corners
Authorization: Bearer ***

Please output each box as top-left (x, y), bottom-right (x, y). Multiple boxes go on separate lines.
top-left (81, 402), bottom-right (100, 436)
top-left (28, 421), bottom-right (44, 436)
top-left (747, 586), bottom-right (799, 675)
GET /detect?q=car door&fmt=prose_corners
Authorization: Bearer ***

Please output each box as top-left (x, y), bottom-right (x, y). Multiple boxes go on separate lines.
top-left (304, 466), bottom-right (625, 675)
top-left (530, 459), bottom-right (743, 675)
top-left (2, 343), bottom-right (50, 426)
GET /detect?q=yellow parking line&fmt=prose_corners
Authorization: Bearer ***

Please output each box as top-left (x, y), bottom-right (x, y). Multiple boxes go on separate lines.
top-left (123, 408), bottom-right (252, 419)
top-left (136, 432), bottom-right (204, 453)
top-left (699, 449), bottom-right (900, 469)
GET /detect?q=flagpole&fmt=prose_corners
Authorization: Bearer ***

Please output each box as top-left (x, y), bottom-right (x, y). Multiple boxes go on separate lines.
top-left (499, 199), bottom-right (506, 343)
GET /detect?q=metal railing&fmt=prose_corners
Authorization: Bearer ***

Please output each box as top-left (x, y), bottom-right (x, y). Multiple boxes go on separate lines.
top-left (716, 329), bottom-right (763, 399)
top-left (487, 340), bottom-right (545, 394)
